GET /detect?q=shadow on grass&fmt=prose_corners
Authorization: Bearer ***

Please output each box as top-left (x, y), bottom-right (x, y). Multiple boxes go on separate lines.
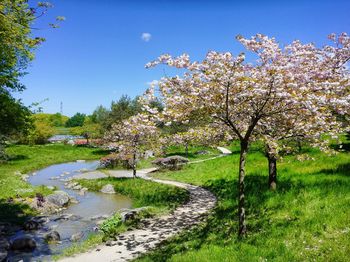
top-left (0, 199), bottom-right (32, 225)
top-left (318, 163), bottom-right (350, 176)
top-left (8, 154), bottom-right (29, 161)
top-left (138, 175), bottom-right (294, 261)
top-left (91, 149), bottom-right (110, 156)
top-left (138, 164), bottom-right (350, 261)
top-left (165, 152), bottom-right (196, 158)
top-left (330, 142), bottom-right (350, 152)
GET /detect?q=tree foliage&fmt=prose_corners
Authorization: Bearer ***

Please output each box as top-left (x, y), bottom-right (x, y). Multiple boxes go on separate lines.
top-left (65, 113), bottom-right (86, 127)
top-left (0, 91), bottom-right (32, 138)
top-left (0, 90), bottom-right (32, 159)
top-left (105, 113), bottom-right (161, 177)
top-left (0, 0), bottom-right (63, 92)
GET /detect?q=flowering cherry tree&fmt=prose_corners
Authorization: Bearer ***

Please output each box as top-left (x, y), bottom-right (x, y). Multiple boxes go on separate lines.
top-left (165, 125), bottom-right (232, 156)
top-left (257, 109), bottom-right (342, 190)
top-left (105, 113), bottom-right (160, 178)
top-left (251, 33), bottom-right (350, 190)
top-left (145, 33), bottom-right (350, 236)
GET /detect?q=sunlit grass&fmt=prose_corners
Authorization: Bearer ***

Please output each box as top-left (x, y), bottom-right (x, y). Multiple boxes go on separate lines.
top-left (53, 233), bottom-right (104, 260)
top-left (77, 177), bottom-right (189, 209)
top-left (139, 141), bottom-right (350, 262)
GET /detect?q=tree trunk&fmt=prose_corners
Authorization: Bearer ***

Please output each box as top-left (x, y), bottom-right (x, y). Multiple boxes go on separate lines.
top-left (185, 144), bottom-right (189, 158)
top-left (133, 167), bottom-right (136, 178)
top-left (238, 140), bottom-right (248, 238)
top-left (267, 153), bottom-right (277, 190)
top-left (297, 139), bottom-right (302, 152)
top-left (132, 152), bottom-right (137, 178)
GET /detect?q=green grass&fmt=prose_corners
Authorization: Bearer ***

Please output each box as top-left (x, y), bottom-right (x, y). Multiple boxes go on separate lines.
top-left (137, 142), bottom-right (350, 262)
top-left (53, 233), bottom-right (104, 260)
top-left (77, 177), bottom-right (189, 209)
top-left (165, 145), bottom-right (221, 161)
top-left (0, 144), bottom-right (107, 224)
top-left (3, 141), bottom-right (350, 261)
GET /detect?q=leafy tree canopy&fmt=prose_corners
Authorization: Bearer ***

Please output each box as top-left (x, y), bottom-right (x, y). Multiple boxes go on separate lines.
top-left (0, 1), bottom-right (62, 91)
top-left (65, 113), bottom-right (86, 127)
top-left (0, 90), bottom-right (32, 138)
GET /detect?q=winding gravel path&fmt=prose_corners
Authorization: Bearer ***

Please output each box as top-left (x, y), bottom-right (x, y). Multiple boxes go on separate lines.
top-left (60, 147), bottom-right (231, 262)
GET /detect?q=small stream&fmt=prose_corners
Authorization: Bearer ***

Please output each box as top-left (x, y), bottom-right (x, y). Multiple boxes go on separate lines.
top-left (8, 161), bottom-right (132, 262)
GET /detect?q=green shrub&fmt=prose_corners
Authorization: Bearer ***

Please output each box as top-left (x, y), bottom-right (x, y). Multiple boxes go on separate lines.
top-left (100, 213), bottom-right (123, 240)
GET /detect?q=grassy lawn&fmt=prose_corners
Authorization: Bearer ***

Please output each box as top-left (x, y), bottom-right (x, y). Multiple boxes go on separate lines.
top-left (77, 177), bottom-right (189, 210)
top-left (138, 141), bottom-right (350, 262)
top-left (0, 144), bottom-right (107, 223)
top-left (2, 141), bottom-right (349, 261)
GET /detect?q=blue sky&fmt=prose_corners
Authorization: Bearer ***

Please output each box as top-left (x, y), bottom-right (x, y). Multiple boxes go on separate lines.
top-left (17, 0), bottom-right (350, 116)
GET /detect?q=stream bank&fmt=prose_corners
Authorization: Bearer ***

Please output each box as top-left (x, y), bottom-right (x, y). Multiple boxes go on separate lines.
top-left (3, 161), bottom-right (132, 262)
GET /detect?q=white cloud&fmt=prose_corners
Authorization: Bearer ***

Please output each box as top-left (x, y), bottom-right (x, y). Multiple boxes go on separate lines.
top-left (147, 80), bottom-right (158, 87)
top-left (141, 32), bottom-right (152, 42)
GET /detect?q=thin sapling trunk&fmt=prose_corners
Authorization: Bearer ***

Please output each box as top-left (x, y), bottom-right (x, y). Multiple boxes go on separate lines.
top-left (267, 153), bottom-right (277, 190)
top-left (238, 140), bottom-right (248, 237)
top-left (132, 152), bottom-right (137, 178)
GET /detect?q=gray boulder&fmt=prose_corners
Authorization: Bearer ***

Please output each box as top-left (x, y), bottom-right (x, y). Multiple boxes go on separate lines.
top-left (53, 213), bottom-right (73, 221)
top-left (46, 191), bottom-right (70, 207)
top-left (72, 185), bottom-right (82, 190)
top-left (0, 238), bottom-right (9, 251)
top-left (120, 210), bottom-right (136, 222)
top-left (32, 216), bottom-right (50, 224)
top-left (120, 207), bottom-right (149, 222)
top-left (70, 197), bottom-right (79, 204)
top-left (143, 150), bottom-right (154, 159)
top-left (195, 150), bottom-right (209, 155)
top-left (65, 182), bottom-right (78, 189)
top-left (69, 215), bottom-right (82, 221)
top-left (23, 220), bottom-right (40, 231)
top-left (0, 238), bottom-right (9, 261)
top-left (78, 188), bottom-right (88, 196)
top-left (90, 214), bottom-right (109, 221)
top-left (100, 184), bottom-right (115, 194)
top-left (10, 237), bottom-right (36, 251)
top-left (0, 250), bottom-right (7, 262)
top-left (21, 174), bottom-right (29, 182)
top-left (152, 155), bottom-right (189, 170)
top-left (45, 231), bottom-right (60, 242)
top-left (70, 232), bottom-right (84, 242)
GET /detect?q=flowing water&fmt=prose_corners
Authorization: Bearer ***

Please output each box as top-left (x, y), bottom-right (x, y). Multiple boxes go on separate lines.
top-left (7, 161), bottom-right (132, 262)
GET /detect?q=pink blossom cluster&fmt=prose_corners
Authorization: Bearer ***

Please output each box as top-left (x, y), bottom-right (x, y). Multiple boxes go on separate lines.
top-left (105, 113), bottom-right (161, 165)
